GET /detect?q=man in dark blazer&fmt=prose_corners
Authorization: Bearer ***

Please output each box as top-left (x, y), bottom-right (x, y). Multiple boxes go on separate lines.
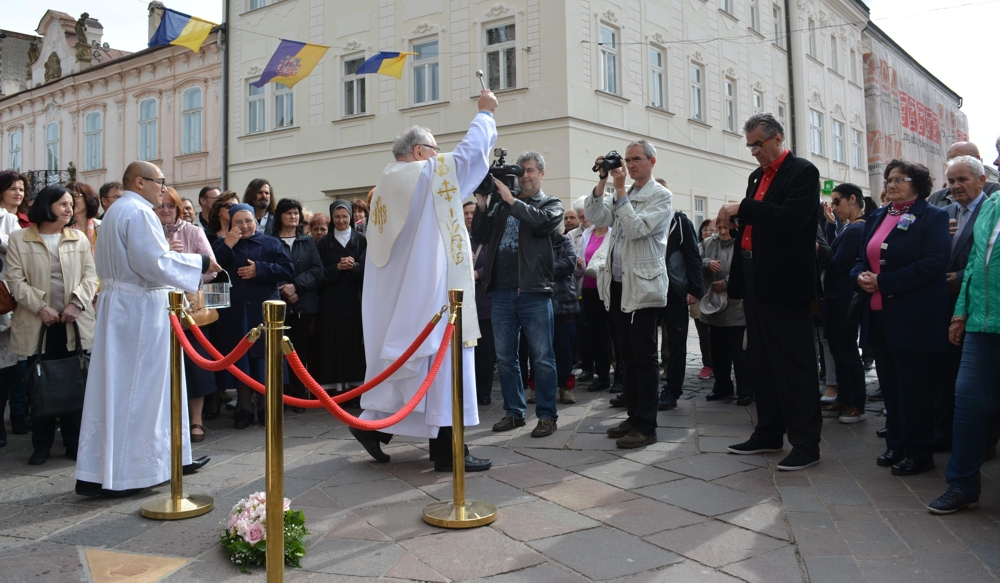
top-left (717, 113), bottom-right (822, 471)
top-left (927, 142), bottom-right (999, 208)
top-left (933, 156), bottom-right (990, 451)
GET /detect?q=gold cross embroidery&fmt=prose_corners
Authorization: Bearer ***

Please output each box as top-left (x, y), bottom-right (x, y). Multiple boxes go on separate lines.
top-left (437, 180), bottom-right (457, 202)
top-left (371, 196), bottom-right (388, 234)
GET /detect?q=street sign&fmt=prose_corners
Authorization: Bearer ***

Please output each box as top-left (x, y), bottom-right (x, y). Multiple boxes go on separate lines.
top-left (822, 180), bottom-right (835, 195)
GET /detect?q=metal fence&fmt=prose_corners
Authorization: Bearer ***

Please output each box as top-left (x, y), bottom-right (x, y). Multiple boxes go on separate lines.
top-left (23, 170), bottom-right (74, 197)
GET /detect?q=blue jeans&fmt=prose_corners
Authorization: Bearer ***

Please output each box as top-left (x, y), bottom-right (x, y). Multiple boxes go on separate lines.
top-left (492, 289), bottom-right (558, 421)
top-left (946, 332), bottom-right (1000, 498)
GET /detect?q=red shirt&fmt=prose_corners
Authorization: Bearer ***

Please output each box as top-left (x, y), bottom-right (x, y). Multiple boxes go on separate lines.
top-left (741, 149), bottom-right (790, 251)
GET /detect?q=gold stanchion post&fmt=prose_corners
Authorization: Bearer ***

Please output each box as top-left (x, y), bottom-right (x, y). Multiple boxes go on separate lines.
top-left (423, 289), bottom-right (498, 529)
top-left (141, 291), bottom-right (214, 520)
top-left (263, 300), bottom-right (287, 583)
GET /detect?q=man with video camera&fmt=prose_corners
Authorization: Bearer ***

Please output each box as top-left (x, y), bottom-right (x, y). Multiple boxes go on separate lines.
top-left (473, 151), bottom-right (564, 438)
top-left (586, 140), bottom-right (672, 449)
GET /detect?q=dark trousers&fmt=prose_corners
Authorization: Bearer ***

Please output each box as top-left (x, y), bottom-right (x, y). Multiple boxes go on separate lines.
top-left (662, 297), bottom-right (690, 398)
top-left (694, 319), bottom-right (713, 368)
top-left (709, 325), bottom-right (751, 398)
top-left (610, 281), bottom-right (659, 435)
top-left (742, 257), bottom-right (822, 453)
top-left (474, 318), bottom-right (496, 401)
top-left (554, 314), bottom-right (576, 388)
top-left (583, 288), bottom-right (622, 384)
top-left (576, 298), bottom-right (593, 372)
top-left (946, 332), bottom-right (1000, 497)
top-left (30, 323), bottom-right (82, 455)
top-left (867, 310), bottom-right (937, 461)
top-left (823, 301), bottom-right (867, 412)
top-left (285, 312), bottom-right (316, 399)
top-left (932, 339), bottom-right (962, 444)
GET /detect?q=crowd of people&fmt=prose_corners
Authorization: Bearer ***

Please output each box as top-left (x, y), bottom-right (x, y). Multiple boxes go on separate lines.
top-left (1, 109), bottom-right (999, 516)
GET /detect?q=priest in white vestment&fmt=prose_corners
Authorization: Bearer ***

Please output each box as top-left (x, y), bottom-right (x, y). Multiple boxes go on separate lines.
top-left (75, 161), bottom-right (220, 496)
top-left (350, 90), bottom-right (498, 472)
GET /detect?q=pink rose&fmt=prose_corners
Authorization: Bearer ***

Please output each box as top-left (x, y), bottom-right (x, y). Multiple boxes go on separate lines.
top-left (246, 523), bottom-right (265, 544)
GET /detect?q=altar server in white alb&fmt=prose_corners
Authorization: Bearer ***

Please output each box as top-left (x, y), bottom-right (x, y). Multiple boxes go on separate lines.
top-left (350, 90), bottom-right (498, 472)
top-left (75, 161), bottom-right (220, 498)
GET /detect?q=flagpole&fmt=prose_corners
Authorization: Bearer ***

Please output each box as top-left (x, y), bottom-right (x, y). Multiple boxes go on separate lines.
top-left (220, 0), bottom-right (230, 191)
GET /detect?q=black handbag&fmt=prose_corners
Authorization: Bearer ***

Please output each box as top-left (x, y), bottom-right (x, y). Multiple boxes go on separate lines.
top-left (848, 291), bottom-right (870, 326)
top-left (25, 322), bottom-right (89, 419)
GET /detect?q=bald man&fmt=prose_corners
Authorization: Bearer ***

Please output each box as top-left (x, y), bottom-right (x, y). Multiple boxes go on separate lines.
top-left (76, 161), bottom-right (221, 497)
top-left (928, 142), bottom-right (1000, 208)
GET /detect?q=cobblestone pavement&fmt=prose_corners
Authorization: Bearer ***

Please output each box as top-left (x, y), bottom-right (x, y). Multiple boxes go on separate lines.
top-left (1, 331), bottom-right (998, 582)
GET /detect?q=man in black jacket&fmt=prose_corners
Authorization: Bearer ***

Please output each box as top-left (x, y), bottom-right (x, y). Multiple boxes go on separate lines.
top-left (717, 113), bottom-right (823, 471)
top-left (472, 151), bottom-right (564, 438)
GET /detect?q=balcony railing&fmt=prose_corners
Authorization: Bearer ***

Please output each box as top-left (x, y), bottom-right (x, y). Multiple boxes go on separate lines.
top-left (23, 169), bottom-right (75, 196)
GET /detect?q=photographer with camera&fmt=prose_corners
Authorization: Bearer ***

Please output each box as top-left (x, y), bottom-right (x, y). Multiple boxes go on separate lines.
top-left (586, 140), bottom-right (672, 450)
top-left (473, 151), bottom-right (564, 438)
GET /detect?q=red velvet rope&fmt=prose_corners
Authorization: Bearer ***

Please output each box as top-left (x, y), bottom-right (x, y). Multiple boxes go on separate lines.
top-left (170, 315), bottom-right (255, 371)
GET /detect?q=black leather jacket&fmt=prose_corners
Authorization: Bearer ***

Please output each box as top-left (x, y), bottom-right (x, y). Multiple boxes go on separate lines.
top-left (472, 190), bottom-right (564, 294)
top-left (552, 233), bottom-right (580, 315)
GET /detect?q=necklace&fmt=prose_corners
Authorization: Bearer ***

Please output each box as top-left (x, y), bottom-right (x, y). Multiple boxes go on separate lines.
top-left (886, 205), bottom-right (911, 216)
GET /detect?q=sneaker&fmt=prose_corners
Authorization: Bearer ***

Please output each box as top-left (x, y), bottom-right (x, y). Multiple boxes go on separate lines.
top-left (492, 415), bottom-right (526, 432)
top-left (698, 367), bottom-right (714, 380)
top-left (657, 389), bottom-right (677, 411)
top-left (616, 429), bottom-right (657, 449)
top-left (559, 388), bottom-right (576, 404)
top-left (928, 489), bottom-right (980, 515)
top-left (728, 437), bottom-right (783, 455)
top-left (838, 406), bottom-right (867, 424)
top-left (822, 402), bottom-right (843, 418)
top-left (777, 450), bottom-right (820, 471)
top-left (531, 418), bottom-right (557, 438)
top-left (526, 389), bottom-right (536, 404)
top-left (606, 419), bottom-right (633, 438)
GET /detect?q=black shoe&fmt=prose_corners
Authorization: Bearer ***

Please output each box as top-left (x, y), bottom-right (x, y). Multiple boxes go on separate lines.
top-left (891, 457), bottom-right (935, 476)
top-left (477, 396), bottom-right (492, 406)
top-left (492, 415), bottom-right (526, 432)
top-left (609, 382), bottom-right (624, 394)
top-left (930, 437), bottom-right (952, 454)
top-left (234, 409), bottom-right (254, 430)
top-left (203, 411), bottom-right (221, 421)
top-left (606, 420), bottom-right (633, 439)
top-left (706, 392), bottom-right (734, 402)
top-left (73, 480), bottom-right (142, 499)
top-left (986, 446), bottom-right (996, 461)
top-left (657, 389), bottom-right (677, 411)
top-left (257, 409), bottom-right (266, 426)
top-left (928, 489), bottom-right (980, 515)
top-left (434, 446), bottom-right (492, 472)
top-left (776, 450), bottom-right (820, 471)
top-left (876, 427), bottom-right (888, 438)
top-left (728, 438), bottom-right (783, 455)
top-left (609, 395), bottom-right (627, 408)
top-left (65, 449), bottom-right (77, 461)
top-left (735, 396), bottom-right (755, 406)
top-left (876, 448), bottom-right (903, 467)
top-left (576, 372), bottom-right (596, 384)
top-left (182, 456), bottom-right (211, 475)
top-left (588, 380), bottom-right (611, 393)
top-left (349, 427), bottom-right (392, 463)
top-left (28, 448), bottom-right (50, 465)
top-left (10, 416), bottom-right (28, 435)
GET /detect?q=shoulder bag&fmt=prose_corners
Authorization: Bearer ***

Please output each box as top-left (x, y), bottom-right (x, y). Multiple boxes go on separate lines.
top-left (0, 281), bottom-right (16, 315)
top-left (25, 322), bottom-right (90, 419)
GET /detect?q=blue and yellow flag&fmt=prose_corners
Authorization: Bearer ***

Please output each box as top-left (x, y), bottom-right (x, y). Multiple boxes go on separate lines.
top-left (148, 8), bottom-right (216, 53)
top-left (250, 40), bottom-right (329, 89)
top-left (356, 52), bottom-right (418, 79)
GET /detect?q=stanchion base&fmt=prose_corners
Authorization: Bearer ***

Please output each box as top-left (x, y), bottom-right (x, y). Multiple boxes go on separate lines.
top-left (141, 494), bottom-right (214, 520)
top-left (422, 500), bottom-right (497, 529)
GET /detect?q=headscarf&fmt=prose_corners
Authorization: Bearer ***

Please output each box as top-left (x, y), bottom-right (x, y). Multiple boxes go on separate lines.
top-left (229, 203), bottom-right (255, 220)
top-left (330, 199), bottom-right (354, 247)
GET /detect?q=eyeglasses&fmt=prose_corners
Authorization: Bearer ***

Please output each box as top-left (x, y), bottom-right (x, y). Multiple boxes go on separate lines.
top-left (221, 202), bottom-right (236, 210)
top-left (624, 157), bottom-right (649, 164)
top-left (830, 198), bottom-right (842, 206)
top-left (156, 203), bottom-right (177, 210)
top-left (746, 135), bottom-right (776, 154)
top-left (142, 176), bottom-right (167, 187)
top-left (418, 144), bottom-right (441, 152)
top-left (884, 177), bottom-right (913, 187)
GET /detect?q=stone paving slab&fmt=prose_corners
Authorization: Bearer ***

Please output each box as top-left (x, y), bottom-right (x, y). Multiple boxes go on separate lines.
top-left (2, 330), bottom-right (1000, 582)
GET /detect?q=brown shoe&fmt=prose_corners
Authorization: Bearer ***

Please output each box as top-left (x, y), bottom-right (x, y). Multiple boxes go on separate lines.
top-left (531, 418), bottom-right (557, 438)
top-left (559, 388), bottom-right (576, 404)
top-left (492, 415), bottom-right (526, 432)
top-left (190, 424), bottom-right (206, 443)
top-left (606, 419), bottom-right (632, 439)
top-left (616, 429), bottom-right (657, 449)
top-left (821, 402), bottom-right (843, 418)
top-left (526, 389), bottom-right (537, 404)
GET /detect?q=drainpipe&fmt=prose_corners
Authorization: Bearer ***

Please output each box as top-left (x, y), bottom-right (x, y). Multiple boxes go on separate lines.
top-left (784, 0), bottom-right (796, 154)
top-left (220, 0), bottom-right (230, 190)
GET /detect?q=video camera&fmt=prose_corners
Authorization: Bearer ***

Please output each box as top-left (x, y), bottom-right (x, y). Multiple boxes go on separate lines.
top-left (474, 148), bottom-right (524, 197)
top-left (592, 150), bottom-right (623, 175)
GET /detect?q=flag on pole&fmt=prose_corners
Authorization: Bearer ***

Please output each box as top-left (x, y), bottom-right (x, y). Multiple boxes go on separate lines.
top-left (355, 52), bottom-right (418, 79)
top-left (148, 8), bottom-right (216, 53)
top-left (250, 40), bottom-right (329, 89)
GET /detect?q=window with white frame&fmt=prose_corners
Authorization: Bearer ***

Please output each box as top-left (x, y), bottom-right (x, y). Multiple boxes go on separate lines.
top-left (412, 39), bottom-right (440, 104)
top-left (138, 98), bottom-right (157, 161)
top-left (772, 5), bottom-right (783, 47)
top-left (694, 197), bottom-right (707, 228)
top-left (777, 102), bottom-right (787, 126)
top-left (275, 83), bottom-right (293, 128)
top-left (833, 120), bottom-right (845, 163)
top-left (724, 78), bottom-right (737, 132)
top-left (690, 63), bottom-right (705, 122)
top-left (599, 25), bottom-right (618, 95)
top-left (753, 89), bottom-right (764, 115)
top-left (721, 0), bottom-right (733, 15)
top-left (85, 112), bottom-right (102, 170)
top-left (9, 131), bottom-right (21, 172)
top-left (852, 129), bottom-right (865, 169)
top-left (830, 35), bottom-right (839, 72)
top-left (810, 109), bottom-right (824, 156)
top-left (649, 47), bottom-right (666, 109)
top-left (249, 0), bottom-right (265, 10)
top-left (343, 56), bottom-right (366, 116)
top-left (45, 122), bottom-right (59, 170)
top-left (808, 19), bottom-right (817, 59)
top-left (749, 0), bottom-right (759, 30)
top-left (485, 23), bottom-right (516, 90)
top-left (248, 82), bottom-right (265, 133)
top-left (182, 87), bottom-right (202, 154)
top-left (850, 49), bottom-right (858, 83)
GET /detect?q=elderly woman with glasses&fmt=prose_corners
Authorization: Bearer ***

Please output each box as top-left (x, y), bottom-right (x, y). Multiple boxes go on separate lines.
top-left (851, 160), bottom-right (950, 476)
